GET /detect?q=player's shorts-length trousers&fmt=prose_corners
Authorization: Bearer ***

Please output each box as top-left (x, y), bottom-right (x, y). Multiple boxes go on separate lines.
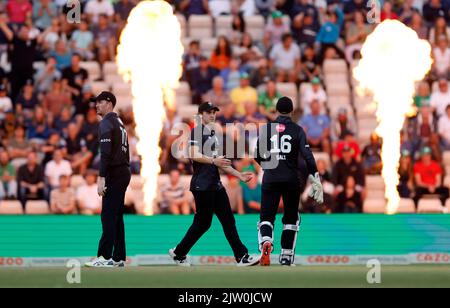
top-left (175, 188), bottom-right (248, 260)
top-left (97, 166), bottom-right (131, 261)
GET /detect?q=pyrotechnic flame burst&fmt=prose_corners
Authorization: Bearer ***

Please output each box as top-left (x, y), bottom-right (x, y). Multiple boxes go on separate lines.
top-left (354, 20), bottom-right (432, 214)
top-left (117, 0), bottom-right (183, 215)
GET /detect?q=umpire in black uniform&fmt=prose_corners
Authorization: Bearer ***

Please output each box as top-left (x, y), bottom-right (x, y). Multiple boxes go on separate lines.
top-left (85, 91), bottom-right (131, 268)
top-left (255, 97), bottom-right (324, 266)
top-left (169, 102), bottom-right (259, 267)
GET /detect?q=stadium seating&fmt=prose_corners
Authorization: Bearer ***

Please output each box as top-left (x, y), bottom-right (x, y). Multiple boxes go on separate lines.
top-left (244, 15), bottom-right (265, 41)
top-left (365, 175), bottom-right (385, 190)
top-left (80, 61), bottom-right (102, 81)
top-left (395, 198), bottom-right (416, 214)
top-left (276, 83), bottom-right (298, 109)
top-left (188, 15), bottom-right (213, 39)
top-left (70, 175), bottom-right (86, 189)
top-left (215, 15), bottom-right (233, 37)
top-left (445, 199), bottom-right (450, 213)
top-left (363, 199), bottom-right (386, 213)
top-left (25, 201), bottom-right (50, 215)
top-left (102, 61), bottom-right (119, 76)
top-left (417, 199), bottom-right (444, 213)
top-left (0, 201), bottom-right (23, 215)
top-left (176, 14), bottom-right (187, 38)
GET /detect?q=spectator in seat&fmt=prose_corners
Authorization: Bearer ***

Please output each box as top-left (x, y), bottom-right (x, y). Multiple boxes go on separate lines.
top-left (62, 54), bottom-right (89, 108)
top-left (6, 0), bottom-right (32, 26)
top-left (50, 174), bottom-right (76, 214)
top-left (264, 10), bottom-right (290, 47)
top-left (209, 36), bottom-right (232, 71)
top-left (255, 0), bottom-right (275, 19)
top-left (229, 13), bottom-right (245, 46)
top-left (293, 12), bottom-right (319, 52)
top-left (249, 58), bottom-right (276, 89)
top-left (160, 169), bottom-right (191, 215)
top-left (242, 101), bottom-right (266, 126)
top-left (230, 72), bottom-right (258, 116)
top-left (32, 0), bottom-right (57, 31)
top-left (80, 108), bottom-right (99, 156)
top-left (299, 100), bottom-right (331, 153)
top-left (299, 45), bottom-right (321, 83)
top-left (438, 104), bottom-right (450, 150)
top-left (27, 105), bottom-right (51, 142)
top-left (209, 0), bottom-right (231, 17)
top-left (50, 39), bottom-right (72, 70)
top-left (85, 0), bottom-right (115, 24)
top-left (220, 58), bottom-right (244, 92)
top-left (430, 78), bottom-right (450, 119)
top-left (269, 32), bottom-right (301, 83)
top-left (42, 77), bottom-right (72, 119)
top-left (413, 146), bottom-right (449, 206)
top-left (77, 170), bottom-right (102, 215)
top-left (65, 122), bottom-right (93, 175)
top-left (428, 16), bottom-right (450, 47)
top-left (431, 35), bottom-right (450, 80)
top-left (203, 76), bottom-right (232, 109)
top-left (423, 1), bottom-right (448, 28)
top-left (331, 107), bottom-right (357, 142)
top-left (315, 5), bottom-right (345, 63)
top-left (398, 149), bottom-right (414, 199)
top-left (345, 10), bottom-right (373, 64)
top-left (54, 106), bottom-right (73, 137)
top-left (335, 175), bottom-right (363, 213)
top-left (334, 131), bottom-right (361, 162)
top-left (332, 144), bottom-right (365, 197)
top-left (408, 11), bottom-right (428, 40)
top-left (0, 150), bottom-right (17, 200)
top-left (242, 172), bottom-right (261, 213)
top-left (258, 79), bottom-right (282, 121)
top-left (45, 148), bottom-right (72, 190)
top-left (17, 151), bottom-right (45, 208)
top-left (3, 24), bottom-right (37, 100)
top-left (40, 131), bottom-right (66, 166)
top-left (414, 81), bottom-right (431, 108)
top-left (7, 125), bottom-right (31, 165)
top-left (380, 1), bottom-right (398, 21)
top-left (93, 14), bottom-right (117, 66)
top-left (71, 18), bottom-right (95, 61)
top-left (234, 33), bottom-right (263, 70)
top-left (114, 0), bottom-right (137, 31)
top-left (188, 55), bottom-right (218, 105)
top-left (224, 175), bottom-right (244, 214)
top-left (34, 56), bottom-right (62, 94)
top-left (361, 133), bottom-right (382, 175)
top-left (0, 84), bottom-right (12, 121)
top-left (179, 0), bottom-right (209, 19)
top-left (15, 79), bottom-right (39, 119)
top-left (302, 77), bottom-right (327, 114)
top-left (182, 40), bottom-right (201, 80)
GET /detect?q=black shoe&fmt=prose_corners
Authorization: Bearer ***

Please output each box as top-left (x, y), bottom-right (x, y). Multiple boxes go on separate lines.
top-left (280, 256), bottom-right (295, 267)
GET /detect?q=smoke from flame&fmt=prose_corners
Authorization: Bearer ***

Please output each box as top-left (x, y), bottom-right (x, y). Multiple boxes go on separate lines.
top-left (353, 20), bottom-right (432, 214)
top-left (117, 0), bottom-right (183, 215)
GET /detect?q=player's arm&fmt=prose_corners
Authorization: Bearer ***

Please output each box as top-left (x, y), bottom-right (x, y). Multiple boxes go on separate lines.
top-left (299, 127), bottom-right (318, 175)
top-left (98, 120), bottom-right (113, 196)
top-left (189, 143), bottom-right (231, 168)
top-left (219, 165), bottom-right (253, 183)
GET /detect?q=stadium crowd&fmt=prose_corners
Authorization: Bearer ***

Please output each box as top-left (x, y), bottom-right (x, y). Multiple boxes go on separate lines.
top-left (0, 0), bottom-right (449, 215)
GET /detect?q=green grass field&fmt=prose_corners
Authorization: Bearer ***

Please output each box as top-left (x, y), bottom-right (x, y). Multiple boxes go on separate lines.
top-left (0, 265), bottom-right (448, 288)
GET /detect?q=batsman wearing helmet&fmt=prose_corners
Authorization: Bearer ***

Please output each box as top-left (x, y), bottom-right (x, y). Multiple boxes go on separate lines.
top-left (255, 96), bottom-right (324, 266)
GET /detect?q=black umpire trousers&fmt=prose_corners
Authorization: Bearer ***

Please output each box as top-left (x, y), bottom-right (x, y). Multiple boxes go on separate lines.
top-left (260, 182), bottom-right (301, 249)
top-left (97, 166), bottom-right (131, 262)
top-left (175, 188), bottom-right (248, 260)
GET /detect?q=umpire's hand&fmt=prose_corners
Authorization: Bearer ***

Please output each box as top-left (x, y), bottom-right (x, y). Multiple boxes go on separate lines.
top-left (98, 176), bottom-right (107, 196)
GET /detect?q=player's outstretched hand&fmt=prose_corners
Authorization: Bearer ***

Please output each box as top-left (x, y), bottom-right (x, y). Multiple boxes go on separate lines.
top-left (214, 156), bottom-right (231, 168)
top-left (97, 176), bottom-right (107, 197)
top-left (308, 172), bottom-right (324, 204)
top-left (239, 172), bottom-right (253, 183)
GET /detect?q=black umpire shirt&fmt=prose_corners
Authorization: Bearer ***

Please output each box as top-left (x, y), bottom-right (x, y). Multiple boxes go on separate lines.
top-left (98, 112), bottom-right (130, 178)
top-left (189, 124), bottom-right (224, 192)
top-left (256, 115), bottom-right (318, 187)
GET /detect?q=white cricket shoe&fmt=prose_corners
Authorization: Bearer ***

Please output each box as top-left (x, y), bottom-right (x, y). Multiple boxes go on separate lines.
top-left (237, 254), bottom-right (260, 267)
top-left (85, 256), bottom-right (114, 268)
top-left (113, 260), bottom-right (126, 268)
top-left (169, 248), bottom-right (191, 267)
